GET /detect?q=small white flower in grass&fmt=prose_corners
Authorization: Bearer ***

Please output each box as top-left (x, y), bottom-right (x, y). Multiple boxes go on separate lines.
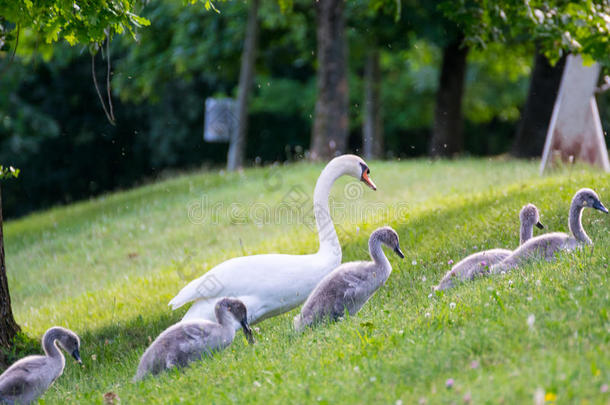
top-left (527, 314), bottom-right (536, 329)
top-left (353, 366), bottom-right (360, 372)
top-left (527, 296), bottom-right (533, 302)
top-left (412, 259), bottom-right (417, 266)
top-left (534, 387), bottom-right (545, 405)
top-left (370, 376), bottom-right (377, 382)
top-left (422, 275), bottom-right (427, 282)
top-left (445, 378), bottom-right (454, 389)
top-left (508, 279), bottom-right (513, 287)
top-left (536, 279), bottom-right (541, 287)
top-left (396, 400), bottom-right (403, 405)
top-left (428, 293), bottom-right (433, 299)
top-left (425, 312), bottom-right (431, 318)
top-left (253, 381), bottom-right (262, 387)
top-left (449, 302), bottom-right (456, 310)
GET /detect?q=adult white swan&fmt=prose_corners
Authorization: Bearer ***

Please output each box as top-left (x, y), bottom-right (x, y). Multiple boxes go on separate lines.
top-left (169, 154), bottom-right (377, 325)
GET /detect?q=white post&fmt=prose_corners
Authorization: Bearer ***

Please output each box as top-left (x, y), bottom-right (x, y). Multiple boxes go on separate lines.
top-left (540, 54), bottom-right (610, 174)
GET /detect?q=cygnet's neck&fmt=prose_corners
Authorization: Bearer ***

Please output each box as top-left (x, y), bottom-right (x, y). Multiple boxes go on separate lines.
top-left (520, 220), bottom-right (533, 245)
top-left (369, 236), bottom-right (391, 274)
top-left (569, 200), bottom-right (592, 244)
top-left (216, 310), bottom-right (240, 335)
top-left (42, 328), bottom-right (65, 363)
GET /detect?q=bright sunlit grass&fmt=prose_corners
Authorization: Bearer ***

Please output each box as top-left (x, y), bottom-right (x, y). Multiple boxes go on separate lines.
top-left (3, 158), bottom-right (609, 403)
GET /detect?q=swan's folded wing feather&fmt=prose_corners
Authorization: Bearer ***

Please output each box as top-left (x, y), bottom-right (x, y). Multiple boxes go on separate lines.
top-left (180, 323), bottom-right (213, 342)
top-left (341, 272), bottom-right (368, 299)
top-left (168, 258), bottom-right (243, 309)
top-left (168, 274), bottom-right (212, 309)
top-left (328, 267), bottom-right (370, 315)
top-left (169, 253), bottom-right (317, 310)
top-left (0, 373), bottom-right (26, 397)
top-left (0, 357), bottom-right (47, 396)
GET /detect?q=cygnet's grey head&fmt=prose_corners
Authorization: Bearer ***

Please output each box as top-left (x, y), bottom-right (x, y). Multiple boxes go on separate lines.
top-left (51, 327), bottom-right (81, 364)
top-left (574, 188), bottom-right (608, 213)
top-left (519, 203), bottom-right (544, 229)
top-left (215, 298), bottom-right (254, 343)
top-left (371, 226), bottom-right (404, 258)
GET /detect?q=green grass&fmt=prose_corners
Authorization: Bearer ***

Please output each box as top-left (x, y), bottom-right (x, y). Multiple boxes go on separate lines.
top-left (3, 158), bottom-right (609, 404)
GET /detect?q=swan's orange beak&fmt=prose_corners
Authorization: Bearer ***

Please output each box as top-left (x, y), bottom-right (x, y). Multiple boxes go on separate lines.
top-left (361, 170), bottom-right (377, 191)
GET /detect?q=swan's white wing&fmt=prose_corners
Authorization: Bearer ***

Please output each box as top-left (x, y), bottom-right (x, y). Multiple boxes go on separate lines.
top-left (169, 252), bottom-right (337, 310)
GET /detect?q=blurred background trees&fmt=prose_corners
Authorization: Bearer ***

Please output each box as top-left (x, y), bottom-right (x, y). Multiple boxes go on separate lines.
top-left (1, 0), bottom-right (609, 218)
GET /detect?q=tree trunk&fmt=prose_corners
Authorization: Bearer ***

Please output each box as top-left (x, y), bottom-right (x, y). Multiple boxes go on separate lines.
top-left (429, 37), bottom-right (469, 157)
top-left (511, 51), bottom-right (566, 157)
top-left (227, 0), bottom-right (259, 171)
top-left (0, 184), bottom-right (20, 349)
top-left (310, 0), bottom-right (349, 160)
top-left (362, 49), bottom-right (383, 159)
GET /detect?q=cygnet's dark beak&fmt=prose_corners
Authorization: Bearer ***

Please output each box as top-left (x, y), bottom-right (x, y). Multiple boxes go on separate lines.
top-left (593, 200), bottom-right (609, 213)
top-left (394, 246), bottom-right (405, 259)
top-left (72, 349), bottom-right (82, 364)
top-left (535, 221), bottom-right (544, 229)
top-left (241, 319), bottom-right (255, 344)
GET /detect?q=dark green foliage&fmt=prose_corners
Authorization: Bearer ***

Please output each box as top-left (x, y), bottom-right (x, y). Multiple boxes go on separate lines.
top-left (0, 166), bottom-right (19, 180)
top-left (0, 332), bottom-right (38, 369)
top-left (0, 0), bottom-right (148, 47)
top-left (441, 0), bottom-right (610, 66)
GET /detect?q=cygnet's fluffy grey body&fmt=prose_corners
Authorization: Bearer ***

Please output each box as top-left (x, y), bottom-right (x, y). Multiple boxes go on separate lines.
top-left (134, 298), bottom-right (253, 381)
top-left (491, 188), bottom-right (607, 274)
top-left (0, 327), bottom-right (81, 405)
top-left (293, 226), bottom-right (404, 332)
top-left (434, 203), bottom-right (543, 290)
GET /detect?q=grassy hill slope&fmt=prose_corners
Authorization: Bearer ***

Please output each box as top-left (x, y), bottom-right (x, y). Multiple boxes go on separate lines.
top-left (3, 159), bottom-right (609, 403)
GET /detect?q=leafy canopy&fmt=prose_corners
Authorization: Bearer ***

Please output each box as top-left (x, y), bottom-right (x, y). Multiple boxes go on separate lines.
top-left (441, 0), bottom-right (610, 66)
top-left (0, 0), bottom-right (150, 46)
top-left (0, 165), bottom-right (19, 180)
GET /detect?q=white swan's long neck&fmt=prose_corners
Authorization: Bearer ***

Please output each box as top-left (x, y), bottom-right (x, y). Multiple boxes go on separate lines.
top-left (569, 202), bottom-right (591, 244)
top-left (313, 163), bottom-right (343, 258)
